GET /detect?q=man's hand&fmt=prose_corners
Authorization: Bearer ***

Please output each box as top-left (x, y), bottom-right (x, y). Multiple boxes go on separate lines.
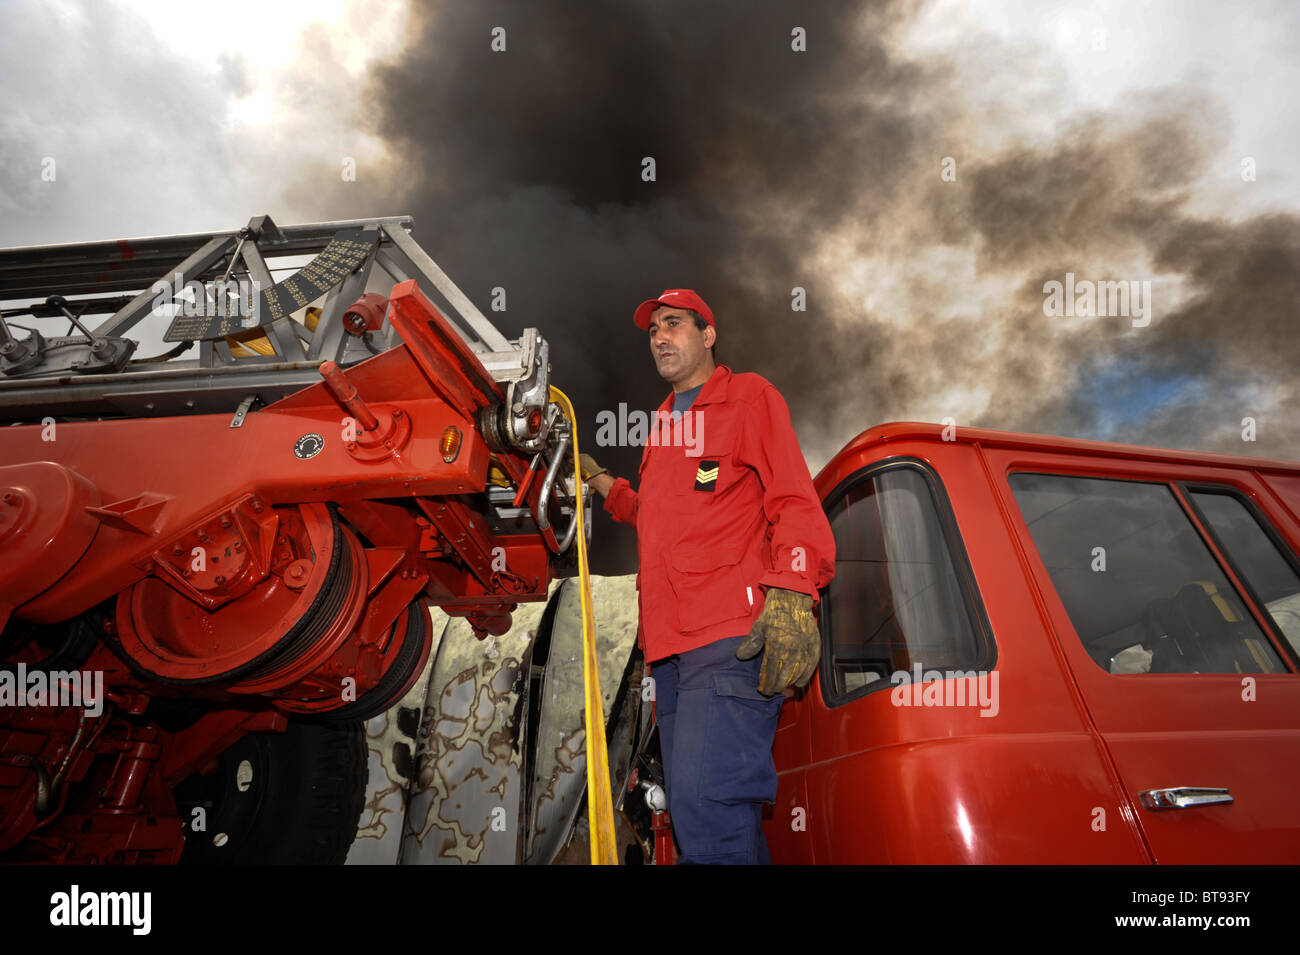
top-left (735, 587), bottom-right (820, 695)
top-left (578, 453), bottom-right (615, 498)
top-left (578, 453), bottom-right (607, 480)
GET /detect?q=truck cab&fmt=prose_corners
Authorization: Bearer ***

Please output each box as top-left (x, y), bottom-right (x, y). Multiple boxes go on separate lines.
top-left (766, 422), bottom-right (1300, 863)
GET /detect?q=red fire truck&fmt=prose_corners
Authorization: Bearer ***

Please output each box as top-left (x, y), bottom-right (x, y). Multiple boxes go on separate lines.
top-left (0, 216), bottom-right (585, 863)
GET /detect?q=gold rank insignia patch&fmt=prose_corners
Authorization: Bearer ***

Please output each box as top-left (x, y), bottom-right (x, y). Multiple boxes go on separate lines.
top-left (693, 460), bottom-right (720, 492)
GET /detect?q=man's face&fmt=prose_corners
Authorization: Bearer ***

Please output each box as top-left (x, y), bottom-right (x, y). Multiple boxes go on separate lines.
top-left (647, 306), bottom-right (715, 387)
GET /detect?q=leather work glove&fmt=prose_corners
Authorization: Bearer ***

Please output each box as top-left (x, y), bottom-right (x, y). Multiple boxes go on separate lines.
top-left (578, 453), bottom-right (608, 481)
top-left (736, 587), bottom-right (820, 696)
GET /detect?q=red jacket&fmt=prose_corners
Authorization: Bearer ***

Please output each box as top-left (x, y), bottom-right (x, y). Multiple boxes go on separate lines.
top-left (604, 363), bottom-right (836, 661)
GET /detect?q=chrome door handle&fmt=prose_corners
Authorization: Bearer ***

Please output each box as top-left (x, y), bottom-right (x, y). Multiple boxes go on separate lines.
top-left (1138, 787), bottom-right (1233, 810)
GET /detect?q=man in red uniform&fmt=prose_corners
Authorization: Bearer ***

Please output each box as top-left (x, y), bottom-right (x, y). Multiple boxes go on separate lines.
top-left (581, 289), bottom-right (835, 864)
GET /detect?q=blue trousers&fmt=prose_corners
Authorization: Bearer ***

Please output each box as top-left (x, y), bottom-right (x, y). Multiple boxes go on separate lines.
top-left (652, 635), bottom-right (785, 865)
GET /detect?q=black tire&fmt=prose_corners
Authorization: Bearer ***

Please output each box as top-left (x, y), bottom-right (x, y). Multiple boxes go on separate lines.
top-left (174, 718), bottom-right (367, 865)
top-left (1, 615), bottom-right (100, 674)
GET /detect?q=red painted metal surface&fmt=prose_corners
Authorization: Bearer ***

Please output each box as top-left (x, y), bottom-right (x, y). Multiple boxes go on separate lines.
top-left (652, 811), bottom-right (676, 865)
top-left (386, 280), bottom-right (503, 419)
top-left (0, 463), bottom-right (101, 618)
top-left (764, 423), bottom-right (1300, 864)
top-left (0, 283), bottom-right (557, 862)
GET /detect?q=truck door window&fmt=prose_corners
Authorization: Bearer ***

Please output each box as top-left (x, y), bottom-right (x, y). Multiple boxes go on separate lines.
top-left (821, 464), bottom-right (986, 703)
top-left (1009, 473), bottom-right (1285, 675)
top-left (1188, 489), bottom-right (1300, 659)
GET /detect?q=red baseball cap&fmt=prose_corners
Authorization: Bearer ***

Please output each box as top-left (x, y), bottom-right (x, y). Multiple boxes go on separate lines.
top-left (632, 289), bottom-right (714, 330)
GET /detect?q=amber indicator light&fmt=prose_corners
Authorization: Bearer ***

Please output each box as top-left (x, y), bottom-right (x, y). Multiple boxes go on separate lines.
top-left (440, 426), bottom-right (462, 463)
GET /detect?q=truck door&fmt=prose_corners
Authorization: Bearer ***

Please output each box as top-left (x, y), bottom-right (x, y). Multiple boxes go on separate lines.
top-left (1000, 463), bottom-right (1300, 863)
top-left (767, 449), bottom-right (1148, 864)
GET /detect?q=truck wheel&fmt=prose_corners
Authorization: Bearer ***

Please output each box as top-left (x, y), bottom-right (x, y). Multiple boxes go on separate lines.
top-left (174, 718), bottom-right (366, 865)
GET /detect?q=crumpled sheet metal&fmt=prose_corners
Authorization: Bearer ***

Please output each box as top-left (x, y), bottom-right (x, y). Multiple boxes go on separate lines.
top-left (345, 606), bottom-right (450, 865)
top-left (347, 573), bottom-right (640, 865)
top-left (398, 590), bottom-right (555, 864)
top-left (525, 574), bottom-right (639, 864)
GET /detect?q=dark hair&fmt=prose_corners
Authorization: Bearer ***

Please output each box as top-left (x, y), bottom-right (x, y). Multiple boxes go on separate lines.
top-left (689, 311), bottom-right (719, 363)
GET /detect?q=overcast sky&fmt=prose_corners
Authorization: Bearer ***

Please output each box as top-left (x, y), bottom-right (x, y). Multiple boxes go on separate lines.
top-left (2, 1), bottom-right (1297, 544)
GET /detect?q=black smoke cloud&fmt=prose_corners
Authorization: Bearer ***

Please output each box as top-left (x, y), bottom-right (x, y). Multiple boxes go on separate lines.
top-left (341, 0), bottom-right (1297, 574)
top-left (962, 98), bottom-right (1300, 454)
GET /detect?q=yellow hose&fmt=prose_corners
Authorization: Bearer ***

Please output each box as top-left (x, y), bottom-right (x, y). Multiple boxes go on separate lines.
top-left (226, 330), bottom-right (275, 356)
top-left (548, 386), bottom-right (619, 866)
top-left (226, 308), bottom-right (319, 356)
